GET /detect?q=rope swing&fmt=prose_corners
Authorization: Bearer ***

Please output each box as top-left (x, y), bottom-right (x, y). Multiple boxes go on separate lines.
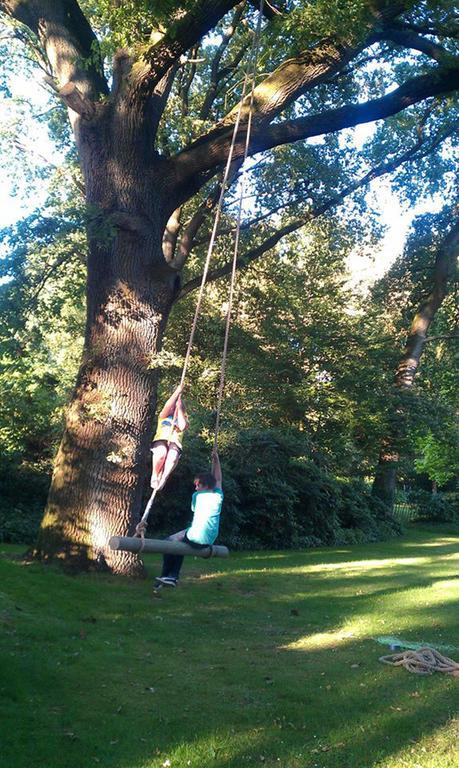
top-left (133, 1), bottom-right (265, 539)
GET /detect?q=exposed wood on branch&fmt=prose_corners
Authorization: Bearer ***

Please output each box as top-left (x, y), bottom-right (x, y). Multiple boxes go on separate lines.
top-left (163, 207), bottom-right (182, 263)
top-left (59, 82), bottom-right (95, 119)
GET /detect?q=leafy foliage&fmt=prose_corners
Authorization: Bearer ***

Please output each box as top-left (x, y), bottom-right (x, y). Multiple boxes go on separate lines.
top-left (149, 429), bottom-right (401, 549)
top-left (408, 489), bottom-right (458, 522)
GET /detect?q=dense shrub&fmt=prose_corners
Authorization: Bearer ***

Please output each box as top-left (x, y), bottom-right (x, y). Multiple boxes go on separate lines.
top-left (0, 460), bottom-right (49, 543)
top-left (151, 429), bottom-right (401, 549)
top-left (409, 489), bottom-right (458, 523)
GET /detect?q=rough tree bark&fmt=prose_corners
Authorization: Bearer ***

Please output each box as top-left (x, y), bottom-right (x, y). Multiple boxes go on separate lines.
top-left (1, 0), bottom-right (458, 572)
top-left (372, 216), bottom-right (459, 509)
top-left (35, 79), bottom-right (184, 574)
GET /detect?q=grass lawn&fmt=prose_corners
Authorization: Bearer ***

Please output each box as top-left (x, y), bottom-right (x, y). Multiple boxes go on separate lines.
top-left (1, 524), bottom-right (458, 768)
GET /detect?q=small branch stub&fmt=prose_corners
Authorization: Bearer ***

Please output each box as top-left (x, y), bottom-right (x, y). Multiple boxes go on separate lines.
top-left (59, 82), bottom-right (96, 119)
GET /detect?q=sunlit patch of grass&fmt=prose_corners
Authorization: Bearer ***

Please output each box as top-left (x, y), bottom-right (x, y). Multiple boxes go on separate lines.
top-left (1, 525), bottom-right (458, 768)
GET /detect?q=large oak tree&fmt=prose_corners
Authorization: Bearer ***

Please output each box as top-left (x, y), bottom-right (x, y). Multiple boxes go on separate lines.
top-left (1, 0), bottom-right (458, 573)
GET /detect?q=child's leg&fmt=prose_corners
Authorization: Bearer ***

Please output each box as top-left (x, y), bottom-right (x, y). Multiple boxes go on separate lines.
top-left (160, 530), bottom-right (186, 581)
top-left (155, 445), bottom-right (181, 492)
top-left (151, 442), bottom-right (168, 489)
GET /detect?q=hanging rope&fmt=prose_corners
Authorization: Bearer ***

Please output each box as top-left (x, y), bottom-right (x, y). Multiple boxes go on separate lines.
top-left (135, 2), bottom-right (265, 538)
top-left (379, 647), bottom-right (459, 675)
top-left (213, 1), bottom-right (264, 448)
top-left (179, 0), bottom-right (265, 400)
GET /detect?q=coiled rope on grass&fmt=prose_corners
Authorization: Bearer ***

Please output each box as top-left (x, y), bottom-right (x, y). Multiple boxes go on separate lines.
top-left (379, 647), bottom-right (459, 676)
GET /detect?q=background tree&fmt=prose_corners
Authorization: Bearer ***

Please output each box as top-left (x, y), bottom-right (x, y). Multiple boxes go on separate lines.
top-left (0, 0), bottom-right (458, 573)
top-left (371, 207), bottom-right (459, 508)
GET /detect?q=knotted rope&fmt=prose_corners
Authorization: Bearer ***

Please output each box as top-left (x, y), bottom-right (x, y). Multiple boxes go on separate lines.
top-left (379, 647), bottom-right (459, 675)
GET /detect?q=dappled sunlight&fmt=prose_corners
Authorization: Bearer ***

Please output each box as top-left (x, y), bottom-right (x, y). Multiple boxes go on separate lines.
top-left (198, 555), bottom-right (438, 581)
top-left (303, 556), bottom-right (437, 571)
top-left (90, 518), bottom-right (110, 550)
top-left (146, 726), bottom-right (267, 768)
top-left (373, 718), bottom-right (459, 768)
top-left (280, 626), bottom-right (360, 652)
top-left (400, 537), bottom-right (459, 549)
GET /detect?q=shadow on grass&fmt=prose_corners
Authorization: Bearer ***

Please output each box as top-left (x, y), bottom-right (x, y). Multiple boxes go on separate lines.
top-left (1, 527), bottom-right (458, 768)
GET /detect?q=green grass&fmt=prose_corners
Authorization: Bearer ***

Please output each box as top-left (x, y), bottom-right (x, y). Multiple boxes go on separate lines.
top-left (1, 524), bottom-right (458, 768)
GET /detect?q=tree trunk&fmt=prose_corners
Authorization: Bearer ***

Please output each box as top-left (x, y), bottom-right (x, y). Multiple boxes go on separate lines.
top-left (372, 441), bottom-right (399, 509)
top-left (34, 112), bottom-right (179, 575)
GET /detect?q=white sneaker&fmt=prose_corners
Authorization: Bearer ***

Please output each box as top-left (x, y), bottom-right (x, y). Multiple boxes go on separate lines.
top-left (155, 577), bottom-right (177, 588)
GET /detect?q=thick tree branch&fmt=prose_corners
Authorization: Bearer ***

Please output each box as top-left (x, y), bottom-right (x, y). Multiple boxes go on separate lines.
top-left (381, 24), bottom-right (451, 62)
top-left (162, 207), bottom-right (183, 263)
top-left (258, 64), bottom-right (459, 149)
top-left (393, 15), bottom-right (459, 39)
top-left (131, 0), bottom-right (243, 102)
top-left (0, 0), bottom-right (108, 99)
top-left (171, 184), bottom-right (223, 271)
top-left (168, 161), bottom-right (242, 270)
top-left (177, 2), bottom-right (410, 146)
top-left (173, 63), bottom-right (459, 186)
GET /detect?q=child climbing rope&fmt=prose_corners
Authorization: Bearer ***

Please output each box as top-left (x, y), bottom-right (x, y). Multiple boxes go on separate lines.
top-left (155, 448), bottom-right (223, 588)
top-left (151, 384), bottom-right (188, 493)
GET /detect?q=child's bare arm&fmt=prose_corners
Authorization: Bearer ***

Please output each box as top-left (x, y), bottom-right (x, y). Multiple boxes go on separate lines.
top-left (158, 384), bottom-right (183, 419)
top-left (175, 396), bottom-right (188, 432)
top-left (212, 449), bottom-right (222, 489)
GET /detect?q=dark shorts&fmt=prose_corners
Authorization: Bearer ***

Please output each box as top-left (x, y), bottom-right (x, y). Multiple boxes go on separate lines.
top-left (151, 440), bottom-right (182, 455)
